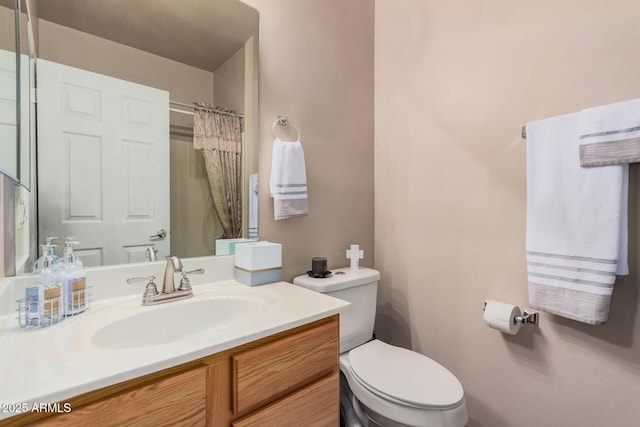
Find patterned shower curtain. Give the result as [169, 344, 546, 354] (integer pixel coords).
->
[193, 104, 243, 239]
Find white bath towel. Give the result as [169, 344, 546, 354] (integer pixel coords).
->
[526, 113, 628, 325]
[579, 98, 640, 166]
[269, 138, 308, 221]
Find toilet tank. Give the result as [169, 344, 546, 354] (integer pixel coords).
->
[293, 267, 380, 353]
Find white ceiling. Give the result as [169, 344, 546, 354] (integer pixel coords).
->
[36, 0, 258, 72]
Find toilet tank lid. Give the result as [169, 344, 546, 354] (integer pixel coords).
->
[293, 267, 380, 292]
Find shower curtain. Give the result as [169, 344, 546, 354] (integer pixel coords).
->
[193, 104, 243, 239]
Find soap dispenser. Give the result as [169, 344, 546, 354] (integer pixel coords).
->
[60, 239, 87, 315]
[25, 242, 59, 326]
[62, 237, 84, 268]
[39, 243, 64, 322]
[33, 237, 61, 273]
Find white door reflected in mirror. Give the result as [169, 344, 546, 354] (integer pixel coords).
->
[37, 59, 170, 266]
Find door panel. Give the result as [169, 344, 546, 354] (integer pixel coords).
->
[38, 59, 170, 267]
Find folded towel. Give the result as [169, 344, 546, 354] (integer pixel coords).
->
[526, 113, 628, 325]
[269, 138, 308, 221]
[579, 98, 640, 166]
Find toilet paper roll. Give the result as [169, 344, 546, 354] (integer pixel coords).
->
[483, 300, 523, 335]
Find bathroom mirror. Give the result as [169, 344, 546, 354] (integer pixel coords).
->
[20, 0, 259, 272]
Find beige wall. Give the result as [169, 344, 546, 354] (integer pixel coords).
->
[38, 21, 215, 103]
[0, 4, 14, 51]
[214, 46, 245, 113]
[376, 1, 640, 426]
[242, 0, 375, 281]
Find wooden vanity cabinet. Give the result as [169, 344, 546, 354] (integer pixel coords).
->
[2, 315, 339, 427]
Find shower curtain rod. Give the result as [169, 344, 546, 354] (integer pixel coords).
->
[169, 100, 244, 118]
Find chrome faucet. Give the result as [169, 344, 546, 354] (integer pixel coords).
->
[126, 256, 204, 306]
[162, 256, 183, 294]
[145, 247, 158, 262]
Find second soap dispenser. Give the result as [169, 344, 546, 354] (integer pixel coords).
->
[59, 239, 87, 315]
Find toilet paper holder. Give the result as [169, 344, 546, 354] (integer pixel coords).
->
[483, 301, 539, 326]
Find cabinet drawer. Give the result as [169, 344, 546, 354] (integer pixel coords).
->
[232, 372, 339, 427]
[40, 366, 207, 427]
[232, 317, 338, 414]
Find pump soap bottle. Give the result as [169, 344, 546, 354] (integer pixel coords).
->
[33, 237, 61, 273]
[40, 243, 64, 323]
[60, 239, 87, 315]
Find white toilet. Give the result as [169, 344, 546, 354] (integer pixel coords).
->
[294, 267, 468, 427]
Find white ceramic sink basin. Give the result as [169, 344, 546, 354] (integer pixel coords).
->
[92, 294, 268, 349]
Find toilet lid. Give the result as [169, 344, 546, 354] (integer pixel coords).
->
[348, 340, 464, 410]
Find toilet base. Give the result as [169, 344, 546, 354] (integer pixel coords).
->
[341, 371, 438, 427]
[341, 372, 367, 427]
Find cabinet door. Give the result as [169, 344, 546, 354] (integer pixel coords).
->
[232, 373, 339, 427]
[232, 318, 338, 414]
[40, 367, 207, 427]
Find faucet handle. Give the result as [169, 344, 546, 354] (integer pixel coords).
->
[142, 281, 159, 303]
[183, 268, 205, 275]
[178, 268, 205, 291]
[127, 276, 160, 304]
[126, 275, 156, 285]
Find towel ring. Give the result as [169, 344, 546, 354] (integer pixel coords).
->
[272, 115, 300, 141]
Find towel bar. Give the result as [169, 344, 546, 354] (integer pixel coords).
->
[272, 115, 301, 141]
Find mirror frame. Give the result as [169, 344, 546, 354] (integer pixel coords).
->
[2, 0, 37, 277]
[0, 0, 21, 184]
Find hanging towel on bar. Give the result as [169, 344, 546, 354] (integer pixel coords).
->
[526, 113, 628, 325]
[579, 98, 640, 166]
[269, 137, 308, 221]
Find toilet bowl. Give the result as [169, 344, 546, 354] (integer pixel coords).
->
[294, 267, 468, 427]
[341, 340, 467, 426]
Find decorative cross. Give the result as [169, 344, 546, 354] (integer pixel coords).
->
[346, 244, 364, 270]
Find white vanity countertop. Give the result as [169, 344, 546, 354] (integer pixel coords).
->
[0, 277, 349, 420]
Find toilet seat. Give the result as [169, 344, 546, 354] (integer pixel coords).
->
[348, 340, 465, 410]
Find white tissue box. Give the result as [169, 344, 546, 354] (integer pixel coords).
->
[215, 238, 255, 256]
[235, 241, 282, 271]
[235, 267, 282, 287]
